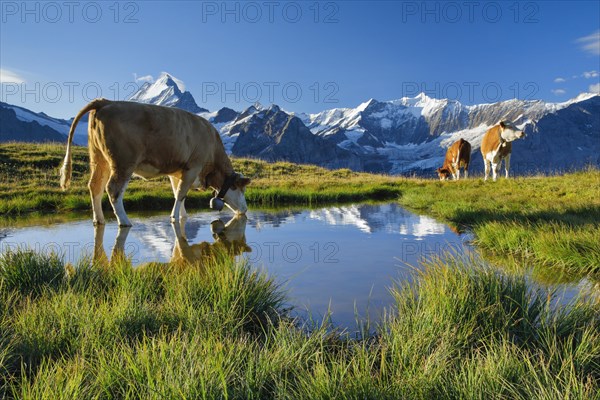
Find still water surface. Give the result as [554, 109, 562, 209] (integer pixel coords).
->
[0, 203, 592, 330]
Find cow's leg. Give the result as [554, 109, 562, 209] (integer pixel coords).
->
[88, 149, 109, 225]
[106, 168, 133, 227]
[453, 159, 460, 180]
[483, 158, 490, 181]
[171, 170, 198, 222]
[169, 176, 187, 219]
[504, 154, 511, 179]
[464, 165, 469, 179]
[491, 162, 500, 182]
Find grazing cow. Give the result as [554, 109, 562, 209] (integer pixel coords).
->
[437, 138, 471, 180]
[60, 99, 250, 226]
[480, 121, 526, 181]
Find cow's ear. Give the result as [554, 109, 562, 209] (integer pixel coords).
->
[236, 176, 251, 189]
[499, 121, 506, 129]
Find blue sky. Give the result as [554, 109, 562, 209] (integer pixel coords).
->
[1, 0, 599, 118]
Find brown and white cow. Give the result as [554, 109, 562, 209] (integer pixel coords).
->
[480, 121, 526, 181]
[437, 138, 471, 180]
[60, 99, 250, 227]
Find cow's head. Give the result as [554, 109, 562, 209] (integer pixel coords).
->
[499, 121, 526, 142]
[437, 167, 452, 181]
[222, 173, 250, 214]
[208, 171, 251, 214]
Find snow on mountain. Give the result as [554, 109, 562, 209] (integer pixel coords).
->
[128, 72, 207, 114]
[0, 101, 87, 144]
[3, 78, 598, 176]
[290, 93, 599, 174]
[209, 92, 598, 175]
[226, 103, 361, 169]
[5, 103, 71, 134]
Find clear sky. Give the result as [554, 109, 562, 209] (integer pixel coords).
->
[1, 0, 599, 118]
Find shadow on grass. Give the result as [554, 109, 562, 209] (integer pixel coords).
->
[449, 205, 600, 231]
[447, 206, 600, 233]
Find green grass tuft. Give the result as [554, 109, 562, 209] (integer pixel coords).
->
[0, 250, 65, 296]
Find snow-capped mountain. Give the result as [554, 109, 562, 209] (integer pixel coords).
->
[3, 69, 598, 176]
[292, 93, 599, 174]
[199, 92, 597, 175]
[224, 103, 364, 170]
[128, 72, 207, 114]
[302, 93, 591, 147]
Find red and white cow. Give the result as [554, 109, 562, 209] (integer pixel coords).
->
[437, 138, 471, 180]
[481, 121, 526, 181]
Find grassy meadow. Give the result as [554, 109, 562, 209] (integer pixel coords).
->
[0, 142, 404, 216]
[396, 169, 600, 276]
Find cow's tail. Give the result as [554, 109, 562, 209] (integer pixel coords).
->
[60, 98, 111, 189]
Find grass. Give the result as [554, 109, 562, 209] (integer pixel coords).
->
[0, 142, 405, 216]
[0, 250, 598, 399]
[395, 169, 600, 274]
[1, 141, 599, 274]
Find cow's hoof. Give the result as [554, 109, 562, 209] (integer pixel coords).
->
[118, 221, 133, 227]
[93, 220, 105, 225]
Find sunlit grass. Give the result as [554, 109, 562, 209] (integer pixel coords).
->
[396, 168, 600, 274]
[1, 250, 598, 399]
[0, 142, 406, 215]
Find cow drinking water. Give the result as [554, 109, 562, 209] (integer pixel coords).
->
[480, 121, 526, 181]
[60, 99, 250, 226]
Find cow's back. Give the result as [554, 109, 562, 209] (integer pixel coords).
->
[90, 101, 219, 174]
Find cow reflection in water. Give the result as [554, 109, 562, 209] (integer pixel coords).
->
[92, 214, 250, 265]
[171, 215, 250, 264]
[93, 224, 132, 263]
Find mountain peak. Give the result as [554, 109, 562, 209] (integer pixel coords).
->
[128, 72, 206, 114]
[415, 92, 431, 101]
[267, 104, 281, 112]
[356, 98, 378, 112]
[155, 72, 185, 92]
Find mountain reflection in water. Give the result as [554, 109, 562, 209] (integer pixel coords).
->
[2, 203, 593, 329]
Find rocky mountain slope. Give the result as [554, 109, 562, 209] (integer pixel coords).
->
[0, 102, 86, 144]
